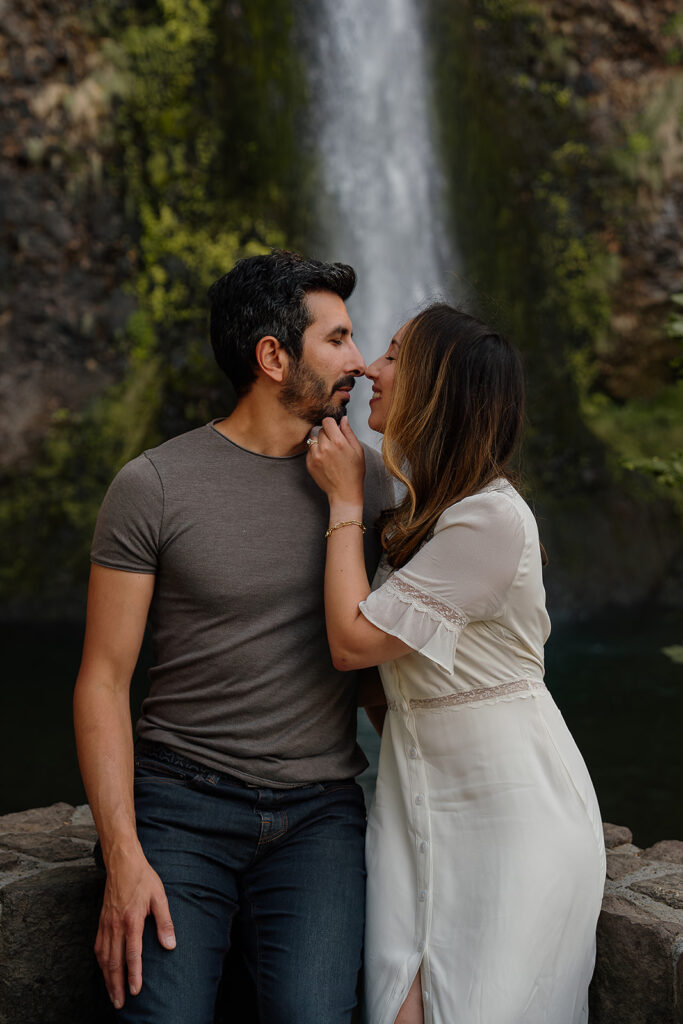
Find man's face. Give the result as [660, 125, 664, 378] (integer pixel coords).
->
[279, 290, 366, 425]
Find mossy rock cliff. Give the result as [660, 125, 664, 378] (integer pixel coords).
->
[0, 0, 680, 616]
[429, 0, 682, 611]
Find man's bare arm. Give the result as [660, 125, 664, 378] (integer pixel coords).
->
[73, 565, 175, 1010]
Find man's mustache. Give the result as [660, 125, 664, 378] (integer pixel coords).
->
[330, 376, 357, 395]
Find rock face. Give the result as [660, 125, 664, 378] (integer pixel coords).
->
[536, 0, 683, 400]
[1, 0, 681, 619]
[0, 802, 107, 1024]
[590, 825, 683, 1023]
[0, 0, 133, 469]
[429, 0, 683, 615]
[2, 807, 683, 1023]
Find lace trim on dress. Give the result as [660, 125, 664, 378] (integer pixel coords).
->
[387, 677, 547, 711]
[387, 575, 468, 632]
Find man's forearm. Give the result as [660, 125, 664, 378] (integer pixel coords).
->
[74, 565, 173, 1009]
[73, 672, 141, 863]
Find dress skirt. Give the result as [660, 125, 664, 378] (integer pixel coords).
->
[364, 683, 606, 1024]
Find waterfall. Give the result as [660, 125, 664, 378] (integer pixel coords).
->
[303, 0, 459, 442]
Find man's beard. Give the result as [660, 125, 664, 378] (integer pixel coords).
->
[279, 359, 355, 425]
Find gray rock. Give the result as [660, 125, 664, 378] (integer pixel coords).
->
[70, 804, 95, 829]
[0, 863, 106, 1024]
[602, 822, 633, 848]
[605, 849, 647, 881]
[590, 892, 683, 1023]
[609, 842, 642, 856]
[59, 824, 98, 842]
[642, 840, 683, 865]
[630, 872, 683, 912]
[0, 833, 93, 862]
[0, 803, 74, 835]
[0, 850, 21, 873]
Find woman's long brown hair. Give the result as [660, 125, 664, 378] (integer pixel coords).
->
[380, 304, 526, 568]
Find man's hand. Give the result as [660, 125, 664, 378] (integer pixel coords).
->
[95, 848, 176, 1009]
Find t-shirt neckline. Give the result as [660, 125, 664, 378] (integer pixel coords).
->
[208, 419, 307, 462]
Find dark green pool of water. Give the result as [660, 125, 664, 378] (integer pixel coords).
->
[2, 609, 681, 847]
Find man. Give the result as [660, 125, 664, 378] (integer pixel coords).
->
[74, 251, 390, 1023]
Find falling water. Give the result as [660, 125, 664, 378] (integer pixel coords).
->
[303, 0, 459, 442]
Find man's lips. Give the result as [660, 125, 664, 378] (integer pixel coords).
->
[333, 378, 356, 398]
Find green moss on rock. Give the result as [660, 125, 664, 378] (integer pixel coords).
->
[0, 0, 307, 607]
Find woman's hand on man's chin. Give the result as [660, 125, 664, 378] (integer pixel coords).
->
[306, 416, 366, 507]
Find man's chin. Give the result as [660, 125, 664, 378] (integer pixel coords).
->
[326, 404, 346, 425]
[306, 402, 346, 426]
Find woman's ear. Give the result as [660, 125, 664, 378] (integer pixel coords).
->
[254, 335, 290, 384]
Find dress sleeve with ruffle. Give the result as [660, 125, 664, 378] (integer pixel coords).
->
[360, 573, 467, 673]
[359, 489, 526, 673]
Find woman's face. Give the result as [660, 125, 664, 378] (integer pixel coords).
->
[366, 321, 408, 433]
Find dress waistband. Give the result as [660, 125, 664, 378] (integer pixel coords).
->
[387, 677, 547, 712]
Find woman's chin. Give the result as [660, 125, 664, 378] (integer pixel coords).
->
[367, 409, 385, 434]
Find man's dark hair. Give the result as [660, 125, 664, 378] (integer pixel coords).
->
[208, 250, 356, 397]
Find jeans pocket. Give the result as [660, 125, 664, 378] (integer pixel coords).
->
[134, 757, 192, 785]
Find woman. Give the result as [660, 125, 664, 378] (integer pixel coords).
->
[306, 304, 605, 1024]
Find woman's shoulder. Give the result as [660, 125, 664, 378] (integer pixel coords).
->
[434, 479, 531, 537]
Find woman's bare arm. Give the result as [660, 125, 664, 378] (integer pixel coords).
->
[307, 417, 411, 671]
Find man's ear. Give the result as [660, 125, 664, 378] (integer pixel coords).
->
[254, 336, 290, 384]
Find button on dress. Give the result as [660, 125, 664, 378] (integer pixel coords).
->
[359, 481, 606, 1024]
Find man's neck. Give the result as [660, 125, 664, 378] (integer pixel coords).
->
[215, 392, 311, 457]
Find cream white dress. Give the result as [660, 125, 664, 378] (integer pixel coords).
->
[359, 480, 606, 1024]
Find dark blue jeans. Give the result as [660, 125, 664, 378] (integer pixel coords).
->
[116, 743, 366, 1024]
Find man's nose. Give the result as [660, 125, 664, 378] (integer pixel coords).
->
[346, 339, 366, 376]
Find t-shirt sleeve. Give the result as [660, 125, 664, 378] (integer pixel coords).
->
[90, 454, 163, 573]
[363, 444, 395, 511]
[359, 492, 525, 672]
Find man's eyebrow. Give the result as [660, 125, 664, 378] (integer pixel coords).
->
[326, 325, 353, 338]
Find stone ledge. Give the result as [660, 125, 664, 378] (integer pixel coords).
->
[590, 825, 683, 1023]
[0, 801, 97, 889]
[0, 803, 104, 1023]
[2, 809, 682, 1023]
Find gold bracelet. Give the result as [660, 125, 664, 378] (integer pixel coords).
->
[325, 520, 366, 539]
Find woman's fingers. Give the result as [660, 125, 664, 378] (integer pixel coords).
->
[306, 416, 365, 502]
[320, 416, 342, 444]
[340, 415, 363, 454]
[321, 415, 359, 451]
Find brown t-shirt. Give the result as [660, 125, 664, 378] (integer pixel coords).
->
[91, 420, 391, 787]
